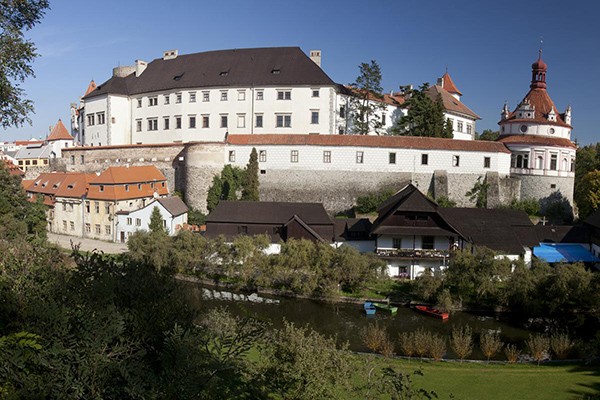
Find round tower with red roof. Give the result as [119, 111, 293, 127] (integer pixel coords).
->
[497, 51, 575, 207]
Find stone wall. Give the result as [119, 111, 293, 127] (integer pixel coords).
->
[518, 174, 574, 205]
[183, 142, 227, 212]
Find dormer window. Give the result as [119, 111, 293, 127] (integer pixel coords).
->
[125, 184, 129, 192]
[67, 184, 74, 189]
[99, 185, 104, 192]
[219, 71, 229, 76]
[520, 125, 528, 133]
[138, 183, 142, 190]
[271, 69, 280, 75]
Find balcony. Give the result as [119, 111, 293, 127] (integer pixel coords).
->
[376, 248, 450, 259]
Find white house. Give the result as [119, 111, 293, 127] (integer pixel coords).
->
[116, 196, 188, 241]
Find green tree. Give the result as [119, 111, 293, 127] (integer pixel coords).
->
[149, 205, 166, 234]
[349, 60, 387, 135]
[465, 176, 489, 208]
[392, 83, 453, 138]
[187, 208, 206, 225]
[206, 165, 246, 212]
[241, 147, 259, 201]
[0, 0, 49, 128]
[574, 170, 600, 219]
[476, 129, 500, 141]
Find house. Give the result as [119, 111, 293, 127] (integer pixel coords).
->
[205, 200, 335, 253]
[14, 142, 50, 170]
[46, 119, 74, 158]
[333, 218, 376, 253]
[116, 196, 188, 242]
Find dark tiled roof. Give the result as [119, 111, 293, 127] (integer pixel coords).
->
[227, 134, 511, 153]
[497, 134, 576, 148]
[85, 47, 336, 99]
[158, 196, 188, 217]
[584, 209, 600, 229]
[439, 208, 535, 254]
[207, 200, 333, 225]
[334, 218, 373, 241]
[533, 225, 589, 244]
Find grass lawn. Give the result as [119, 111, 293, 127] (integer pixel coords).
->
[342, 356, 600, 399]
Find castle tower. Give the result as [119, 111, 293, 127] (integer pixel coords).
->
[497, 51, 576, 206]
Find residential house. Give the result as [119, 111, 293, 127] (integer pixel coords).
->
[333, 218, 375, 253]
[14, 142, 50, 171]
[116, 196, 188, 242]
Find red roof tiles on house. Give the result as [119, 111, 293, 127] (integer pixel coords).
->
[226, 134, 511, 153]
[426, 85, 480, 119]
[2, 159, 24, 176]
[502, 88, 571, 128]
[440, 72, 462, 96]
[91, 165, 167, 185]
[47, 119, 73, 141]
[87, 165, 169, 201]
[496, 135, 576, 148]
[84, 80, 97, 96]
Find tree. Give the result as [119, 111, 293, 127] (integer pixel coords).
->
[348, 60, 387, 135]
[480, 331, 503, 362]
[149, 206, 166, 234]
[450, 325, 473, 362]
[241, 147, 259, 201]
[574, 170, 600, 220]
[206, 165, 245, 212]
[476, 129, 500, 141]
[392, 83, 453, 138]
[0, 0, 49, 128]
[465, 176, 489, 208]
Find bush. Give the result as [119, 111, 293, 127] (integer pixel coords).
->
[426, 332, 446, 361]
[451, 325, 473, 362]
[480, 331, 503, 362]
[355, 188, 396, 214]
[398, 332, 415, 359]
[361, 324, 393, 357]
[550, 332, 574, 360]
[413, 328, 429, 360]
[526, 334, 550, 365]
[504, 344, 520, 363]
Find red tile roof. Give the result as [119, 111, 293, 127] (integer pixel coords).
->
[84, 80, 97, 96]
[440, 72, 462, 96]
[15, 140, 43, 146]
[227, 134, 511, 153]
[25, 172, 95, 198]
[47, 119, 73, 141]
[502, 88, 571, 129]
[426, 85, 480, 119]
[343, 85, 405, 107]
[497, 135, 576, 149]
[2, 159, 24, 176]
[87, 165, 169, 201]
[91, 165, 166, 185]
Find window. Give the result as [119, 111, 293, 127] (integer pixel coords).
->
[467, 124, 473, 135]
[237, 114, 245, 128]
[259, 150, 267, 162]
[175, 92, 182, 103]
[238, 90, 246, 101]
[137, 98, 142, 108]
[382, 113, 386, 125]
[256, 91, 263, 100]
[520, 125, 528, 133]
[148, 96, 158, 106]
[135, 218, 141, 227]
[339, 105, 346, 118]
[277, 90, 291, 100]
[95, 224, 101, 234]
[189, 92, 196, 103]
[238, 225, 248, 234]
[125, 184, 129, 192]
[127, 217, 132, 225]
[392, 238, 402, 249]
[62, 220, 67, 230]
[422, 236, 434, 250]
[94, 201, 100, 213]
[136, 119, 142, 132]
[164, 94, 170, 105]
[536, 156, 544, 169]
[147, 118, 158, 131]
[163, 117, 170, 130]
[356, 151, 364, 164]
[105, 225, 111, 235]
[484, 157, 491, 168]
[202, 91, 210, 102]
[85, 223, 91, 233]
[323, 150, 331, 163]
[87, 114, 95, 126]
[105, 203, 110, 214]
[453, 155, 460, 167]
[421, 154, 428, 165]
[276, 114, 291, 128]
[514, 154, 529, 169]
[389, 152, 396, 164]
[85, 201, 90, 213]
[97, 112, 105, 125]
[551, 184, 556, 189]
[175, 116, 182, 129]
[550, 154, 558, 170]
[99, 185, 104, 192]
[220, 91, 228, 101]
[311, 111, 319, 124]
[220, 115, 228, 128]
[202, 115, 209, 128]
[312, 89, 319, 97]
[255, 114, 263, 128]
[291, 150, 299, 163]
[137, 183, 142, 190]
[457, 121, 463, 132]
[189, 115, 196, 129]
[229, 150, 235, 162]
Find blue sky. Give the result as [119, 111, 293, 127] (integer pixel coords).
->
[6, 0, 599, 144]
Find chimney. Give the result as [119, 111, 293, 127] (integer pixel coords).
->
[163, 49, 178, 60]
[112, 65, 136, 78]
[135, 60, 148, 77]
[437, 77, 444, 86]
[309, 50, 321, 67]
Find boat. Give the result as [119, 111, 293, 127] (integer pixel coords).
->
[415, 305, 449, 320]
[373, 302, 398, 315]
[363, 301, 376, 315]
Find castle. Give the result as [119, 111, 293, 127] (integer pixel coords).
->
[59, 47, 573, 213]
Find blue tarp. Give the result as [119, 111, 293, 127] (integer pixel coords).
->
[533, 243, 600, 263]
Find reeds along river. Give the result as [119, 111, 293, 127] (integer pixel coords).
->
[183, 282, 539, 361]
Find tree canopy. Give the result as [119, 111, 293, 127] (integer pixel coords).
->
[241, 147, 259, 201]
[0, 0, 49, 128]
[348, 60, 387, 135]
[391, 83, 453, 138]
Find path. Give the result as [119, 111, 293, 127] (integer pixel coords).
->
[47, 233, 128, 254]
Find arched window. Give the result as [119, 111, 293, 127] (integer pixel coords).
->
[536, 156, 544, 170]
[562, 158, 568, 171]
[516, 155, 523, 168]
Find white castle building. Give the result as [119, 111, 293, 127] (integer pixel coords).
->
[62, 48, 574, 213]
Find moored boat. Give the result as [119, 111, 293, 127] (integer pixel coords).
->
[373, 302, 398, 315]
[415, 305, 449, 320]
[363, 301, 376, 315]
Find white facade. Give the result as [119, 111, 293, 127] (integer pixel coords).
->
[115, 199, 187, 242]
[445, 112, 476, 141]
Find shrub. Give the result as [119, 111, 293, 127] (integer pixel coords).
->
[413, 329, 429, 360]
[480, 331, 503, 362]
[361, 324, 393, 357]
[398, 332, 415, 359]
[504, 344, 520, 363]
[355, 188, 396, 214]
[526, 334, 550, 365]
[426, 332, 446, 361]
[550, 332, 574, 360]
[451, 325, 473, 362]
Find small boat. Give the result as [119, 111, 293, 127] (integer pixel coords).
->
[415, 305, 449, 320]
[363, 302, 376, 315]
[373, 302, 398, 315]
